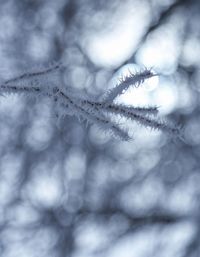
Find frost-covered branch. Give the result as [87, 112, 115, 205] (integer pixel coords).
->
[0, 63, 181, 140]
[102, 68, 157, 103]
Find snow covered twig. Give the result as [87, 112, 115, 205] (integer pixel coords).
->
[0, 63, 182, 140]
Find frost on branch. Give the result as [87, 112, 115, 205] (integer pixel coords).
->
[0, 63, 182, 140]
[101, 68, 157, 104]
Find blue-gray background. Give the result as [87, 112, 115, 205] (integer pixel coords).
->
[0, 0, 199, 256]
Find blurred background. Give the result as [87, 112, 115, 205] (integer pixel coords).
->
[0, 0, 199, 256]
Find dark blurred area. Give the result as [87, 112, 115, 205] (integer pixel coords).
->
[0, 0, 200, 256]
